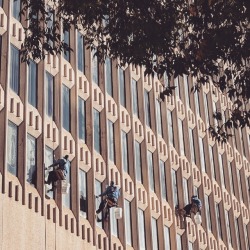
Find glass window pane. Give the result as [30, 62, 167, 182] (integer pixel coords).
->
[10, 45, 20, 94]
[62, 84, 70, 131]
[119, 67, 126, 107]
[124, 200, 132, 245]
[26, 134, 37, 186]
[189, 128, 196, 164]
[199, 137, 206, 172]
[132, 79, 139, 117]
[122, 131, 129, 173]
[110, 206, 118, 236]
[7, 121, 18, 176]
[28, 60, 37, 107]
[77, 32, 85, 72]
[194, 90, 200, 116]
[218, 153, 225, 187]
[171, 169, 178, 206]
[215, 203, 222, 239]
[138, 209, 146, 250]
[178, 119, 185, 155]
[105, 58, 113, 96]
[235, 218, 241, 250]
[147, 151, 155, 191]
[44, 146, 54, 198]
[95, 180, 102, 227]
[78, 97, 86, 141]
[225, 210, 232, 244]
[92, 49, 99, 85]
[160, 160, 167, 200]
[156, 100, 163, 136]
[144, 90, 151, 127]
[93, 109, 101, 153]
[183, 178, 189, 205]
[63, 161, 71, 208]
[12, 0, 21, 20]
[79, 169, 87, 218]
[108, 120, 115, 163]
[209, 146, 215, 179]
[183, 75, 190, 107]
[151, 218, 159, 250]
[205, 195, 212, 231]
[176, 234, 182, 250]
[134, 141, 142, 182]
[164, 226, 171, 250]
[45, 72, 54, 118]
[63, 29, 70, 61]
[167, 110, 174, 146]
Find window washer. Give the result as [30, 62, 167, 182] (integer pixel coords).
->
[96, 181, 120, 222]
[45, 155, 70, 192]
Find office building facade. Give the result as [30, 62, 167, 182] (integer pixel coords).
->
[0, 1, 250, 249]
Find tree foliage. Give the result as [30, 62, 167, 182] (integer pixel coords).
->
[21, 0, 250, 141]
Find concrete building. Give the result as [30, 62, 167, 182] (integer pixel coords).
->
[0, 0, 250, 249]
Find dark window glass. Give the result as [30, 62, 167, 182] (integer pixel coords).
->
[204, 195, 212, 231]
[122, 131, 129, 173]
[167, 110, 174, 146]
[132, 79, 139, 117]
[215, 203, 222, 239]
[28, 60, 37, 107]
[92, 49, 99, 85]
[62, 84, 70, 131]
[105, 58, 113, 96]
[199, 137, 206, 172]
[77, 32, 85, 73]
[147, 151, 155, 191]
[93, 109, 101, 153]
[160, 160, 167, 200]
[45, 72, 54, 118]
[78, 97, 86, 141]
[46, 8, 54, 47]
[134, 141, 142, 182]
[26, 134, 37, 186]
[156, 100, 163, 136]
[63, 28, 70, 61]
[79, 169, 87, 218]
[108, 120, 115, 163]
[119, 67, 126, 107]
[12, 0, 21, 21]
[171, 169, 178, 206]
[10, 45, 20, 94]
[144, 90, 151, 127]
[189, 128, 196, 164]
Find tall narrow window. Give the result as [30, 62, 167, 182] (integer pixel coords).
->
[62, 84, 70, 131]
[215, 203, 222, 239]
[209, 146, 216, 179]
[105, 58, 113, 96]
[188, 242, 193, 250]
[79, 169, 87, 218]
[174, 77, 180, 98]
[203, 93, 210, 125]
[121, 131, 129, 173]
[194, 90, 200, 116]
[134, 141, 142, 182]
[45, 146, 54, 198]
[244, 224, 249, 250]
[176, 234, 182, 250]
[91, 49, 99, 85]
[26, 134, 37, 186]
[7, 121, 18, 176]
[183, 75, 190, 107]
[93, 109, 101, 153]
[178, 119, 185, 155]
[171, 169, 179, 206]
[63, 28, 70, 61]
[212, 101, 217, 127]
[218, 153, 225, 187]
[77, 31, 85, 73]
[124, 200, 132, 246]
[119, 67, 126, 107]
[63, 162, 71, 208]
[235, 218, 241, 250]
[138, 209, 146, 250]
[78, 97, 86, 141]
[95, 180, 102, 227]
[28, 60, 37, 107]
[183, 178, 189, 205]
[10, 45, 20, 94]
[204, 195, 212, 231]
[167, 110, 174, 146]
[160, 160, 167, 200]
[144, 90, 151, 127]
[225, 210, 232, 245]
[132, 79, 139, 117]
[237, 169, 243, 201]
[108, 120, 115, 163]
[199, 137, 206, 172]
[147, 151, 155, 191]
[12, 0, 21, 20]
[45, 72, 54, 118]
[151, 218, 159, 250]
[46, 8, 54, 47]
[164, 226, 171, 249]
[156, 100, 163, 136]
[0, 0, 3, 7]
[188, 128, 196, 164]
[228, 161, 235, 194]
[110, 206, 118, 237]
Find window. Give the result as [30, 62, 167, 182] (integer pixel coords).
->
[28, 60, 37, 107]
[203, 93, 210, 125]
[199, 137, 206, 172]
[225, 210, 232, 245]
[144, 90, 151, 127]
[63, 28, 70, 61]
[108, 120, 115, 163]
[62, 84, 70, 131]
[110, 206, 118, 237]
[46, 8, 54, 47]
[91, 49, 99, 85]
[188, 128, 196, 164]
[188, 242, 193, 250]
[124, 200, 132, 246]
[156, 100, 163, 136]
[63, 161, 71, 208]
[121, 131, 129, 173]
[178, 119, 185, 155]
[10, 44, 20, 94]
[138, 209, 146, 250]
[218, 153, 225, 187]
[176, 234, 182, 250]
[26, 134, 37, 186]
[215, 203, 222, 239]
[0, 0, 2, 7]
[119, 67, 126, 107]
[77, 32, 85, 73]
[204, 195, 212, 231]
[194, 90, 200, 116]
[7, 121, 18, 176]
[167, 110, 174, 146]
[95, 180, 102, 227]
[209, 146, 216, 179]
[93, 109, 101, 153]
[160, 160, 167, 200]
[12, 0, 21, 20]
[147, 151, 155, 191]
[174, 77, 180, 98]
[183, 75, 190, 107]
[44, 146, 54, 198]
[45, 72, 54, 118]
[212, 101, 217, 127]
[235, 218, 241, 250]
[237, 169, 243, 201]
[134, 141, 142, 182]
[164, 226, 171, 249]
[228, 161, 235, 194]
[244, 224, 249, 250]
[105, 58, 113, 96]
[151, 218, 159, 250]
[78, 97, 86, 141]
[132, 79, 139, 117]
[171, 169, 179, 206]
[79, 169, 87, 218]
[183, 178, 189, 205]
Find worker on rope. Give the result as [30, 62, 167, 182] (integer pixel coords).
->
[175, 195, 202, 228]
[45, 155, 70, 192]
[96, 181, 120, 222]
